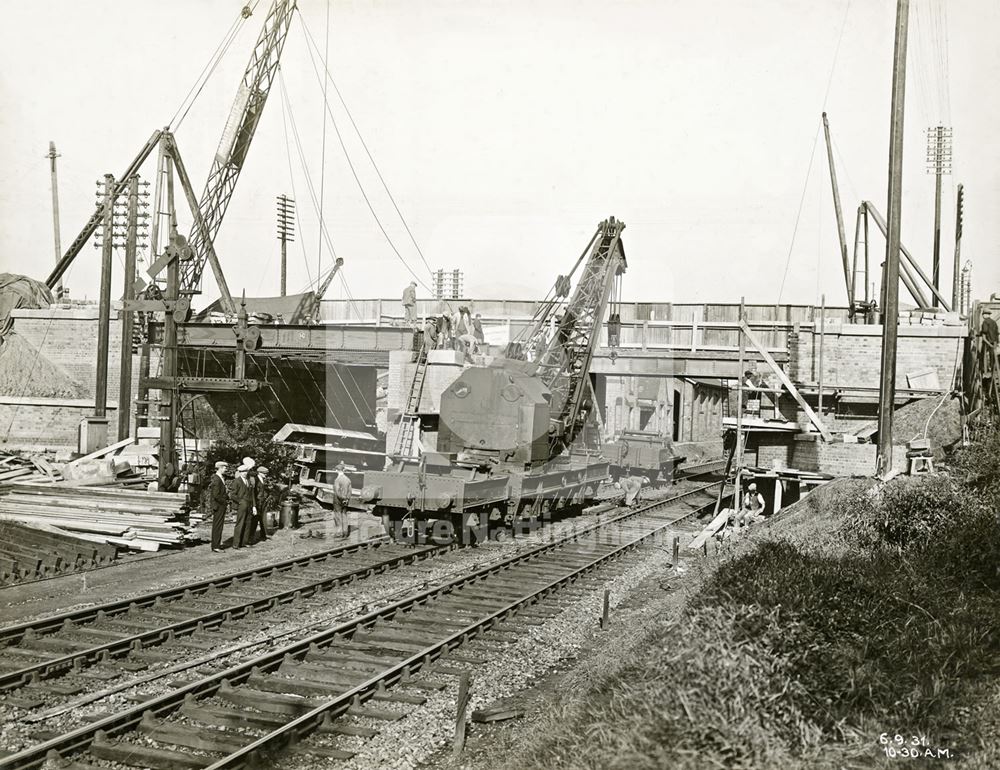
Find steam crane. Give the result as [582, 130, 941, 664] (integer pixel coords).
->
[152, 0, 297, 313]
[532, 218, 626, 456]
[362, 217, 627, 543]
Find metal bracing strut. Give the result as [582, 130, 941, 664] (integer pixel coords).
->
[864, 201, 951, 311]
[45, 130, 163, 290]
[172, 0, 297, 311]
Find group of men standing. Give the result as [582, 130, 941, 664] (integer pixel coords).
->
[402, 281, 486, 353]
[207, 457, 274, 553]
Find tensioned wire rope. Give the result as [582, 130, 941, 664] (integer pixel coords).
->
[296, 13, 434, 294]
[298, 14, 435, 279]
[277, 70, 364, 320]
[776, 0, 852, 304]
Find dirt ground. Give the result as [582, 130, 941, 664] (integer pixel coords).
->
[418, 480, 884, 770]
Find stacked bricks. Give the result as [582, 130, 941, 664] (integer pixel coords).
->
[755, 436, 908, 477]
[791, 321, 965, 390]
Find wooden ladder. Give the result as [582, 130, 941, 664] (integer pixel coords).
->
[394, 348, 429, 457]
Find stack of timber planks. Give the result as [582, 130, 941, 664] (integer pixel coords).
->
[0, 483, 193, 552]
[0, 520, 119, 585]
[0, 453, 62, 485]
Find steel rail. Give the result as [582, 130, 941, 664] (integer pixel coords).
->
[0, 541, 447, 692]
[2, 482, 724, 770]
[208, 489, 723, 768]
[0, 536, 396, 646]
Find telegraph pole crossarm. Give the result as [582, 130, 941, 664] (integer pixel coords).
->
[45, 130, 162, 290]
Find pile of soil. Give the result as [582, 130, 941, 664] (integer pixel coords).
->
[0, 333, 85, 398]
[856, 394, 962, 452]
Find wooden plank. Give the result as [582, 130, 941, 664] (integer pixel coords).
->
[739, 320, 832, 442]
[688, 508, 733, 550]
[73, 437, 134, 462]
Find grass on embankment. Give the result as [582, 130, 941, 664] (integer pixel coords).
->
[493, 423, 1000, 770]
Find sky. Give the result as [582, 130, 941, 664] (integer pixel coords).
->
[0, 0, 997, 312]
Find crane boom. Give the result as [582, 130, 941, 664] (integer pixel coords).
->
[533, 217, 626, 455]
[176, 0, 297, 311]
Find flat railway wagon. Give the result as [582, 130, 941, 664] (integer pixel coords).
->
[603, 430, 686, 485]
[362, 365, 610, 542]
[364, 216, 628, 544]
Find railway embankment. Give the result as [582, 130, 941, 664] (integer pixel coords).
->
[439, 423, 1000, 770]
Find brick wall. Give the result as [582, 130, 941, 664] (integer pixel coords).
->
[791, 322, 965, 390]
[10, 308, 142, 407]
[0, 399, 124, 453]
[755, 435, 908, 476]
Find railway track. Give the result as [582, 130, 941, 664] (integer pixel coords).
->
[1, 481, 727, 770]
[0, 537, 449, 698]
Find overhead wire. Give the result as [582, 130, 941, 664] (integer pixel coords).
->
[278, 71, 362, 318]
[168, 2, 256, 130]
[776, 0, 851, 304]
[316, 0, 332, 287]
[298, 17, 435, 278]
[278, 74, 314, 290]
[296, 13, 434, 293]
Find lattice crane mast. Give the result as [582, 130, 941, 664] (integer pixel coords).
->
[532, 217, 626, 457]
[171, 0, 297, 312]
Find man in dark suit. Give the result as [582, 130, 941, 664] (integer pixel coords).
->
[230, 460, 255, 549]
[246, 466, 270, 544]
[208, 461, 230, 552]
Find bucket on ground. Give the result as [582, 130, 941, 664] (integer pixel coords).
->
[279, 499, 300, 529]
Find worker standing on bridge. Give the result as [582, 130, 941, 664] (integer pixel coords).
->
[402, 281, 417, 327]
[208, 461, 229, 553]
[332, 462, 352, 538]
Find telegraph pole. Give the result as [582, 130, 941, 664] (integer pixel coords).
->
[876, 0, 910, 477]
[276, 195, 295, 296]
[926, 125, 952, 307]
[118, 176, 148, 441]
[95, 174, 115, 420]
[46, 142, 65, 300]
[952, 184, 963, 311]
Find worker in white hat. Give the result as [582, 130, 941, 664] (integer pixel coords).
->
[230, 459, 256, 549]
[208, 461, 230, 552]
[245, 465, 270, 545]
[739, 481, 765, 525]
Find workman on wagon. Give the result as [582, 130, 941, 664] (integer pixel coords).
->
[422, 316, 439, 352]
[472, 313, 485, 349]
[981, 309, 999, 377]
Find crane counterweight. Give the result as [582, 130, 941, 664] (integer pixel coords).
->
[363, 217, 628, 543]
